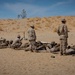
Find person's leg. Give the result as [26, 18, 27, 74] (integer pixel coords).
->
[60, 40, 63, 55]
[31, 40, 36, 52]
[29, 40, 33, 52]
[63, 39, 67, 54]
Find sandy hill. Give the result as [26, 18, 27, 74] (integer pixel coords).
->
[0, 16, 75, 33]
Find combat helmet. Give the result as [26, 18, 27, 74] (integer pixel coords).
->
[17, 35, 21, 38]
[30, 25, 34, 28]
[61, 18, 66, 22]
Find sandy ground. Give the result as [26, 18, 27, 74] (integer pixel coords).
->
[0, 16, 75, 75]
[0, 49, 75, 75]
[0, 31, 75, 75]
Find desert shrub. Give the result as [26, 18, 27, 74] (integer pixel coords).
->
[45, 24, 50, 27]
[11, 22, 15, 24]
[42, 20, 45, 23]
[27, 24, 30, 28]
[35, 27, 38, 30]
[12, 27, 16, 30]
[0, 27, 3, 31]
[36, 22, 40, 24]
[53, 28, 57, 32]
[35, 24, 41, 30]
[73, 24, 75, 27]
[16, 27, 20, 29]
[0, 23, 3, 25]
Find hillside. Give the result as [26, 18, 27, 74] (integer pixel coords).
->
[0, 16, 75, 33]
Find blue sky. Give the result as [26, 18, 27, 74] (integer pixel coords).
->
[0, 0, 75, 19]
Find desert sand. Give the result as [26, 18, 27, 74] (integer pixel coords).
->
[0, 16, 75, 75]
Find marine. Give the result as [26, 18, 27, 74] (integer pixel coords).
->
[11, 35, 23, 49]
[57, 19, 68, 55]
[27, 25, 36, 52]
[0, 37, 9, 48]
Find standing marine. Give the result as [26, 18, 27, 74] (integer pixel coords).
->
[57, 19, 68, 55]
[27, 25, 36, 52]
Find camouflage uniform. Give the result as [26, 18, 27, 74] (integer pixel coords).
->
[12, 35, 23, 49]
[0, 37, 5, 44]
[28, 25, 36, 52]
[0, 38, 9, 48]
[57, 19, 68, 55]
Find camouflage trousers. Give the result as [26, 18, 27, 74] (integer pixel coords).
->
[60, 38, 67, 55]
[29, 40, 36, 52]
